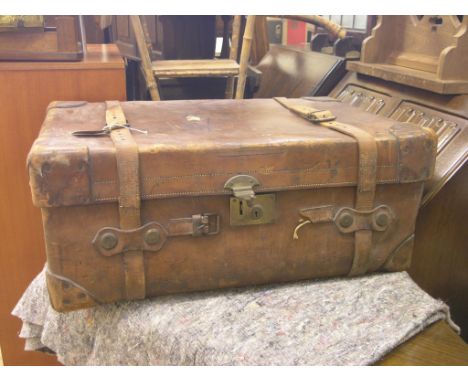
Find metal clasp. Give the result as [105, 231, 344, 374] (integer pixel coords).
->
[224, 175, 260, 206]
[224, 175, 275, 226]
[72, 123, 147, 137]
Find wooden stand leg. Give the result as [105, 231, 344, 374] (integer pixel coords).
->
[225, 15, 241, 99]
[235, 16, 256, 100]
[130, 15, 161, 101]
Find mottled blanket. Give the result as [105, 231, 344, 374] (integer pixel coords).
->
[12, 269, 457, 365]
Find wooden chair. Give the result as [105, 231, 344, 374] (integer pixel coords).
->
[130, 15, 256, 100]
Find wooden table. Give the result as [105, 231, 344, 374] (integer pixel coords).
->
[379, 321, 468, 365]
[0, 44, 126, 366]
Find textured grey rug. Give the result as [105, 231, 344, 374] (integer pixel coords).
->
[12, 269, 457, 365]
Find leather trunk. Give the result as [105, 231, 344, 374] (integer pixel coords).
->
[27, 98, 437, 312]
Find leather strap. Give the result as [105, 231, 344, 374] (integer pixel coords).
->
[321, 120, 377, 276]
[274, 98, 377, 276]
[106, 101, 146, 300]
[93, 214, 220, 257]
[168, 214, 220, 237]
[274, 96, 336, 122]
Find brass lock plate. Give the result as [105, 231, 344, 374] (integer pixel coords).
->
[229, 194, 276, 226]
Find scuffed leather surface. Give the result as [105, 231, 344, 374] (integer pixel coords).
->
[27, 98, 436, 310]
[28, 98, 436, 207]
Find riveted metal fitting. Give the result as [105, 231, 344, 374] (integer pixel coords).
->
[144, 228, 160, 245]
[375, 212, 389, 228]
[100, 232, 118, 250]
[338, 212, 354, 228]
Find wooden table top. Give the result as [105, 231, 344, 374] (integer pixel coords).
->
[378, 321, 468, 365]
[0, 44, 125, 71]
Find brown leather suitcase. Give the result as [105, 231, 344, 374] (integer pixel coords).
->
[27, 97, 437, 312]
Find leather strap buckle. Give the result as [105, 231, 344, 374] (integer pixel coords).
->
[305, 109, 336, 123]
[193, 213, 220, 236]
[273, 97, 336, 123]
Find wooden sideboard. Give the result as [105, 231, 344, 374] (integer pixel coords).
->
[0, 44, 126, 365]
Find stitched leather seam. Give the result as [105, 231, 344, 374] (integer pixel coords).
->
[92, 178, 399, 202]
[93, 164, 397, 184]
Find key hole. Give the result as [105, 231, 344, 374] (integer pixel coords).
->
[239, 200, 244, 216]
[251, 206, 263, 220]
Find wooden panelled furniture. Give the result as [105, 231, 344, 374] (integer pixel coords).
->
[0, 16, 84, 61]
[329, 15, 468, 341]
[0, 44, 126, 365]
[113, 15, 217, 62]
[347, 15, 468, 94]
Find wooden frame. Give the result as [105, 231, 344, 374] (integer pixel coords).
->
[348, 16, 468, 94]
[130, 15, 256, 100]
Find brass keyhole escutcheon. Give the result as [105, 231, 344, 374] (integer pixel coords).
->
[229, 194, 276, 226]
[251, 205, 264, 220]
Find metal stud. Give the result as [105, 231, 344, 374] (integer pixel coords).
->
[100, 232, 118, 250]
[375, 212, 389, 228]
[338, 212, 354, 228]
[144, 228, 160, 245]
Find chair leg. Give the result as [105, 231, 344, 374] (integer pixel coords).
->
[235, 15, 256, 100]
[130, 15, 161, 101]
[225, 15, 241, 99]
[140, 16, 155, 61]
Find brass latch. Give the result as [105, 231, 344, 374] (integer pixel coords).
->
[224, 174, 260, 206]
[224, 175, 275, 226]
